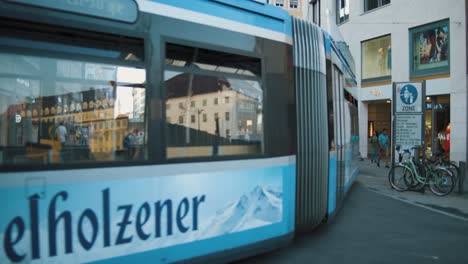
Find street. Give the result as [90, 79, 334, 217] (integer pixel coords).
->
[235, 161, 468, 264]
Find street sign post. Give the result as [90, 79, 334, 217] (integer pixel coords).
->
[392, 81, 426, 168]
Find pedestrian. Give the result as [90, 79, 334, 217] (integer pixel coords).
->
[369, 131, 379, 163]
[377, 128, 389, 168]
[55, 121, 67, 162]
[123, 129, 135, 159]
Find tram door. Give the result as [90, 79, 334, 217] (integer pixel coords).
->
[332, 66, 346, 208]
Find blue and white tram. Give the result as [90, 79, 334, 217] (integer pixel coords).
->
[0, 0, 359, 263]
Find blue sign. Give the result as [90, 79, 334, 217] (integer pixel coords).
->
[7, 0, 138, 23]
[395, 82, 423, 113]
[399, 84, 418, 105]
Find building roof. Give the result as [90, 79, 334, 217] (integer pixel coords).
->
[166, 73, 230, 99]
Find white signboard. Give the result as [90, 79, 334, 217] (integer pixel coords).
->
[395, 114, 422, 146]
[395, 82, 423, 113]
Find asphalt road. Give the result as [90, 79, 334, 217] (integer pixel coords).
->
[234, 182, 468, 264]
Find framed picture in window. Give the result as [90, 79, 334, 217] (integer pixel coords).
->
[409, 19, 450, 77]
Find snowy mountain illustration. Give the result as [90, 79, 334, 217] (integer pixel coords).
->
[195, 185, 283, 240]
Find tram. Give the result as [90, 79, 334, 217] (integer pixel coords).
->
[0, 0, 359, 263]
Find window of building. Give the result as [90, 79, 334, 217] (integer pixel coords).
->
[165, 43, 263, 159]
[226, 129, 230, 138]
[309, 0, 321, 25]
[178, 116, 184, 124]
[364, 0, 390, 12]
[225, 96, 230, 104]
[409, 19, 450, 78]
[290, 0, 298, 8]
[190, 100, 195, 107]
[275, 0, 284, 7]
[336, 0, 349, 24]
[425, 95, 451, 158]
[178, 102, 184, 109]
[361, 34, 392, 84]
[225, 112, 230, 121]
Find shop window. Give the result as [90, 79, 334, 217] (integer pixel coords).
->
[361, 34, 391, 84]
[425, 95, 451, 158]
[409, 19, 450, 78]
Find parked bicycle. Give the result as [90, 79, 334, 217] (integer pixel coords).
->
[389, 147, 455, 196]
[426, 151, 459, 187]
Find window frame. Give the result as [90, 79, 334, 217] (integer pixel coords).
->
[361, 34, 392, 84]
[0, 19, 149, 171]
[275, 0, 284, 7]
[336, 0, 349, 25]
[409, 18, 450, 78]
[290, 0, 299, 9]
[364, 0, 391, 13]
[162, 39, 265, 161]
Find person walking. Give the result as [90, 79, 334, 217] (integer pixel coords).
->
[369, 131, 379, 163]
[377, 128, 389, 168]
[56, 121, 67, 162]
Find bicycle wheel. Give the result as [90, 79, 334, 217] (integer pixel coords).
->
[429, 167, 455, 196]
[388, 165, 412, 191]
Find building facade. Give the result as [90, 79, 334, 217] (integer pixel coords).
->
[318, 0, 467, 163]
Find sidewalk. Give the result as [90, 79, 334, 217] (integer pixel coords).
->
[357, 158, 468, 220]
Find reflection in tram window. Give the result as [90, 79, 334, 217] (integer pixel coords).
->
[0, 33, 146, 165]
[164, 43, 263, 158]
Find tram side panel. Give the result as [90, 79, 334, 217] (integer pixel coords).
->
[292, 18, 329, 232]
[0, 1, 297, 263]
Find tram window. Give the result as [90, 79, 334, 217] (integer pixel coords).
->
[165, 43, 263, 159]
[0, 24, 146, 167]
[165, 43, 261, 77]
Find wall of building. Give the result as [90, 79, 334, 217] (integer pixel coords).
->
[321, 0, 467, 162]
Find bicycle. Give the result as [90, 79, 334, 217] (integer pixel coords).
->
[389, 148, 455, 196]
[427, 151, 459, 188]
